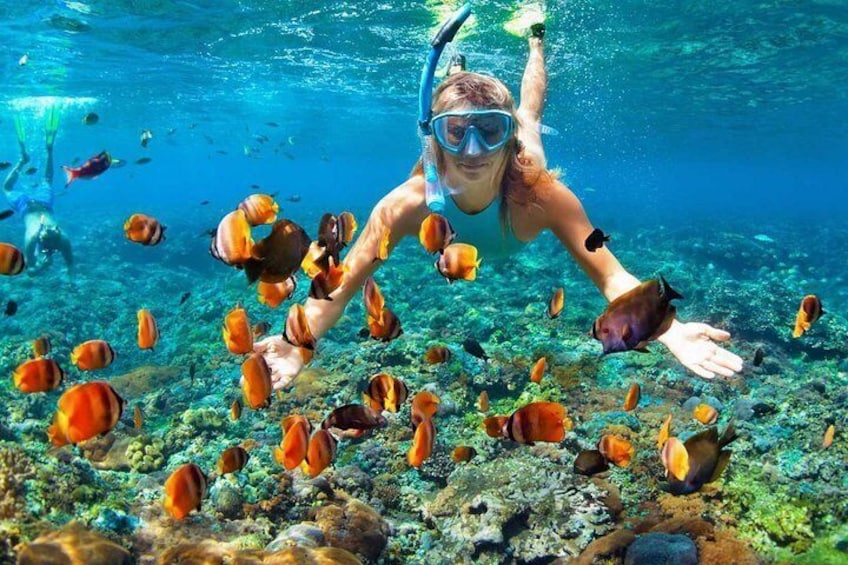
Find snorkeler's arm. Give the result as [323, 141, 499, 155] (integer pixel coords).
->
[543, 180, 641, 302]
[301, 176, 430, 339]
[45, 144, 54, 187]
[3, 149, 30, 194]
[516, 35, 547, 169]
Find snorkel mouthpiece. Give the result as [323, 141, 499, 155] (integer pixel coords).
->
[418, 3, 472, 211]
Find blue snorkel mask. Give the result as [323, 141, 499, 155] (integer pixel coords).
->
[418, 3, 472, 212]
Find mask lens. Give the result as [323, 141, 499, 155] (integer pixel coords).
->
[432, 111, 512, 154]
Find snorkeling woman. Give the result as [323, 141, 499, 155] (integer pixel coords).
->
[255, 22, 743, 389]
[2, 106, 73, 273]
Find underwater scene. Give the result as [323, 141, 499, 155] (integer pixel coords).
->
[1, 1, 847, 564]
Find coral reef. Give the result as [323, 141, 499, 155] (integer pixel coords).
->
[17, 522, 132, 565]
[126, 435, 166, 473]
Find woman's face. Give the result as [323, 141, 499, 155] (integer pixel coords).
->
[437, 106, 513, 192]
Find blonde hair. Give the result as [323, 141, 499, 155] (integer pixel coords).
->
[411, 72, 551, 230]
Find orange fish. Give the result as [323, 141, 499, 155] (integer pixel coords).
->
[410, 391, 441, 428]
[529, 357, 546, 384]
[301, 240, 330, 279]
[230, 399, 242, 421]
[47, 381, 124, 446]
[70, 339, 116, 371]
[322, 404, 387, 434]
[504, 402, 572, 445]
[223, 304, 253, 355]
[302, 429, 337, 478]
[368, 308, 403, 343]
[244, 219, 311, 284]
[598, 435, 635, 467]
[435, 243, 481, 283]
[137, 308, 160, 350]
[408, 418, 436, 468]
[363, 373, 409, 413]
[238, 193, 279, 226]
[309, 256, 347, 300]
[163, 463, 207, 520]
[374, 228, 391, 262]
[133, 404, 143, 430]
[657, 414, 672, 450]
[0, 242, 25, 275]
[277, 415, 312, 470]
[217, 446, 249, 474]
[32, 335, 51, 358]
[241, 353, 272, 409]
[547, 287, 564, 319]
[418, 213, 456, 254]
[257, 277, 297, 309]
[478, 391, 489, 413]
[661, 437, 690, 481]
[124, 213, 166, 246]
[210, 209, 254, 266]
[252, 320, 271, 339]
[451, 445, 477, 463]
[822, 424, 835, 449]
[792, 294, 824, 338]
[623, 383, 640, 411]
[693, 403, 718, 425]
[363, 277, 385, 321]
[337, 211, 357, 246]
[424, 345, 451, 365]
[13, 358, 64, 393]
[482, 415, 508, 438]
[283, 303, 316, 352]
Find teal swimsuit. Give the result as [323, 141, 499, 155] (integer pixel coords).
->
[440, 193, 526, 260]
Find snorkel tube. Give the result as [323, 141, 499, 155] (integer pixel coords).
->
[418, 3, 472, 212]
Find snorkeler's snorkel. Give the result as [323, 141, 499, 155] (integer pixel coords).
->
[418, 3, 472, 212]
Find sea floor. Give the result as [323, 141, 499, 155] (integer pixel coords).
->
[0, 210, 846, 564]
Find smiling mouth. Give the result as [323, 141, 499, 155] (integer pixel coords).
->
[459, 161, 488, 171]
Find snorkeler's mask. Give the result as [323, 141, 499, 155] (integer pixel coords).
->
[431, 109, 514, 156]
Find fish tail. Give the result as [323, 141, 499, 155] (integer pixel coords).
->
[62, 166, 76, 187]
[719, 419, 738, 447]
[659, 275, 684, 301]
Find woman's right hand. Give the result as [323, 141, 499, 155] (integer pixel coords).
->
[254, 335, 305, 390]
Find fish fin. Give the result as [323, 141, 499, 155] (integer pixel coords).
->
[62, 166, 76, 187]
[659, 275, 684, 301]
[708, 450, 733, 483]
[538, 123, 559, 136]
[719, 420, 738, 448]
[243, 259, 263, 285]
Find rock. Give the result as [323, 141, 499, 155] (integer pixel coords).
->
[17, 523, 131, 565]
[210, 479, 243, 519]
[573, 529, 636, 565]
[314, 498, 389, 562]
[624, 532, 698, 565]
[266, 523, 326, 552]
[265, 546, 363, 564]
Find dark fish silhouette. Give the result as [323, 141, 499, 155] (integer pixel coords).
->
[82, 112, 99, 125]
[574, 449, 609, 476]
[0, 162, 12, 170]
[243, 219, 311, 284]
[189, 362, 197, 387]
[0, 209, 14, 221]
[584, 228, 610, 252]
[4, 300, 17, 316]
[321, 404, 387, 433]
[284, 194, 301, 203]
[666, 422, 737, 495]
[462, 338, 488, 361]
[199, 200, 210, 205]
[591, 276, 683, 354]
[135, 157, 152, 165]
[265, 121, 279, 127]
[179, 292, 191, 305]
[753, 347, 765, 367]
[24, 167, 37, 175]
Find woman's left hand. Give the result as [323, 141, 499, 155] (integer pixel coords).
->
[658, 320, 744, 379]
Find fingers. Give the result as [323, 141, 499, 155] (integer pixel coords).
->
[715, 348, 744, 373]
[703, 359, 735, 379]
[689, 363, 716, 380]
[705, 327, 731, 342]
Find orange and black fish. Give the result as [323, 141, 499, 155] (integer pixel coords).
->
[623, 383, 640, 411]
[478, 391, 489, 413]
[664, 421, 737, 495]
[529, 357, 546, 384]
[309, 257, 347, 300]
[419, 213, 456, 254]
[693, 403, 718, 425]
[302, 429, 337, 478]
[223, 304, 253, 355]
[547, 287, 564, 319]
[230, 398, 241, 421]
[322, 404, 387, 434]
[598, 435, 635, 467]
[163, 463, 207, 520]
[503, 402, 572, 446]
[410, 391, 441, 428]
[301, 240, 331, 279]
[0, 242, 25, 275]
[48, 381, 124, 446]
[316, 213, 341, 264]
[368, 308, 403, 343]
[435, 243, 480, 283]
[217, 446, 249, 475]
[591, 276, 683, 354]
[451, 445, 477, 463]
[32, 335, 51, 358]
[792, 294, 824, 338]
[70, 339, 116, 371]
[137, 308, 160, 350]
[243, 219, 311, 285]
[133, 404, 144, 430]
[362, 373, 409, 413]
[241, 353, 272, 409]
[257, 277, 297, 309]
[408, 418, 436, 468]
[657, 414, 673, 450]
[574, 449, 610, 476]
[482, 415, 508, 438]
[337, 211, 357, 246]
[276, 415, 312, 470]
[363, 277, 385, 322]
[62, 150, 111, 187]
[424, 345, 451, 365]
[283, 303, 316, 352]
[13, 358, 64, 393]
[584, 228, 610, 252]
[124, 213, 166, 246]
[238, 193, 279, 226]
[210, 209, 254, 266]
[252, 320, 272, 339]
[661, 437, 690, 481]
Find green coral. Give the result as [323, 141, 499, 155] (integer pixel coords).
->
[126, 436, 166, 473]
[180, 406, 226, 431]
[724, 470, 815, 555]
